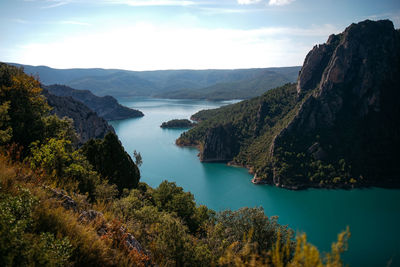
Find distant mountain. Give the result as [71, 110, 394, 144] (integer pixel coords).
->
[157, 67, 300, 100]
[42, 90, 115, 145]
[44, 84, 143, 120]
[11, 63, 300, 100]
[177, 20, 400, 190]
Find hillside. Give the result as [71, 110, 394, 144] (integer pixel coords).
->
[43, 89, 115, 145]
[44, 84, 143, 120]
[0, 62, 349, 266]
[177, 19, 400, 190]
[12, 63, 300, 100]
[157, 67, 300, 100]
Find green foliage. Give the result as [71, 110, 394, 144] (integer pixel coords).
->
[81, 132, 140, 193]
[29, 138, 100, 197]
[0, 63, 50, 151]
[153, 180, 213, 233]
[160, 119, 195, 128]
[209, 207, 293, 256]
[178, 83, 300, 178]
[0, 187, 73, 266]
[133, 149, 143, 167]
[0, 101, 12, 144]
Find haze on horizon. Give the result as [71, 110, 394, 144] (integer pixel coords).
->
[1, 0, 399, 71]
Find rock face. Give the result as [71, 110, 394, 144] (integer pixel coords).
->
[44, 84, 144, 120]
[201, 124, 239, 162]
[271, 19, 400, 188]
[178, 20, 400, 189]
[43, 90, 115, 145]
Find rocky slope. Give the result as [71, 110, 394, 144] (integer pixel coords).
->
[44, 84, 144, 120]
[43, 90, 115, 145]
[177, 20, 400, 189]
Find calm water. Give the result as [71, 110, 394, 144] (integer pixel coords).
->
[111, 98, 400, 267]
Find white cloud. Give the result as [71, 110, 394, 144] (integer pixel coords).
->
[41, 1, 69, 9]
[268, 0, 295, 6]
[104, 0, 197, 7]
[14, 23, 339, 70]
[237, 0, 261, 5]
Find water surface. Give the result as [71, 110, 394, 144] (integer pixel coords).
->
[111, 98, 400, 267]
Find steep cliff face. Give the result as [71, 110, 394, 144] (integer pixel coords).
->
[178, 19, 400, 189]
[43, 90, 115, 145]
[201, 124, 239, 162]
[44, 84, 144, 120]
[271, 19, 400, 188]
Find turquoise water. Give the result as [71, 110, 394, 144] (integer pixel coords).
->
[111, 98, 400, 267]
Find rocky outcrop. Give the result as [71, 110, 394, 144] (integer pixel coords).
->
[43, 90, 115, 145]
[201, 124, 239, 162]
[44, 84, 144, 120]
[180, 19, 400, 190]
[270, 19, 400, 188]
[47, 187, 148, 256]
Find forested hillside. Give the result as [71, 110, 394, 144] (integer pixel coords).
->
[12, 63, 300, 100]
[0, 63, 349, 266]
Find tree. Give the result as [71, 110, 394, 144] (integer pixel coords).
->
[133, 150, 143, 167]
[0, 63, 50, 151]
[81, 132, 140, 193]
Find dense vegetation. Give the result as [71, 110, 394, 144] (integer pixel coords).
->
[0, 63, 350, 266]
[160, 119, 196, 128]
[158, 67, 300, 100]
[177, 83, 302, 173]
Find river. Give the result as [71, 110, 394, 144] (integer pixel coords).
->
[110, 97, 400, 267]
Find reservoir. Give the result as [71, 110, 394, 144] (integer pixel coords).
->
[111, 98, 400, 267]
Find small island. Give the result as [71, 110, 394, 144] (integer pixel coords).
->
[160, 119, 196, 128]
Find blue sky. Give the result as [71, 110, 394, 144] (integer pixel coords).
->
[1, 0, 399, 70]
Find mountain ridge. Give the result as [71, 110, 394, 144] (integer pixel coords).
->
[177, 19, 400, 189]
[44, 84, 144, 120]
[11, 63, 300, 100]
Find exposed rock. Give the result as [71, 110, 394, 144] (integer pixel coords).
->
[180, 19, 400, 190]
[201, 124, 239, 162]
[44, 84, 144, 120]
[297, 34, 341, 94]
[46, 187, 148, 257]
[47, 187, 78, 212]
[79, 210, 104, 223]
[43, 89, 115, 145]
[272, 19, 400, 188]
[307, 142, 327, 161]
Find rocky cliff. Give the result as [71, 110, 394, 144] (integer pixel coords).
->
[43, 90, 115, 145]
[201, 123, 239, 162]
[177, 20, 400, 189]
[44, 84, 144, 120]
[270, 19, 400, 188]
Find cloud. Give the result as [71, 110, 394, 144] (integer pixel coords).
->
[105, 0, 197, 7]
[237, 0, 261, 5]
[268, 0, 295, 6]
[41, 1, 69, 9]
[14, 23, 340, 71]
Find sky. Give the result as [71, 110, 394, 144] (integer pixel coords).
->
[0, 0, 399, 71]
